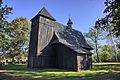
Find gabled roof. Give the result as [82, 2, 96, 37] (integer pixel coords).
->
[52, 22, 93, 54]
[31, 7, 56, 21]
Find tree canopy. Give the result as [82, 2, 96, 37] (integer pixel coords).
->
[0, 0, 12, 54]
[6, 17, 30, 62]
[0, 1, 30, 63]
[95, 0, 120, 37]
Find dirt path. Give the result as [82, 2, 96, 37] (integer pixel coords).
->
[0, 72, 47, 80]
[0, 72, 120, 80]
[0, 72, 19, 80]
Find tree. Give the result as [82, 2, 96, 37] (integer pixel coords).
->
[0, 0, 12, 55]
[96, 0, 120, 37]
[97, 45, 120, 62]
[84, 27, 103, 62]
[95, 0, 120, 48]
[6, 17, 30, 63]
[99, 45, 114, 62]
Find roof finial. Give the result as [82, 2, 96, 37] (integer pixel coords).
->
[67, 18, 73, 28]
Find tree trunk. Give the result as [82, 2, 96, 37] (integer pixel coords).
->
[95, 29, 100, 62]
[12, 56, 15, 64]
[109, 34, 118, 62]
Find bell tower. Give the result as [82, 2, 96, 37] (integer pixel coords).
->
[28, 7, 56, 68]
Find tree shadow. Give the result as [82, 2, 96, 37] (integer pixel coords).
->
[92, 63, 120, 71]
[0, 63, 120, 80]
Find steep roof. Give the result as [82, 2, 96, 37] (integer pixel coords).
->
[52, 22, 93, 54]
[31, 7, 56, 21]
[67, 18, 73, 25]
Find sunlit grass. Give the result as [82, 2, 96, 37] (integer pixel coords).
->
[13, 70, 108, 78]
[0, 62, 120, 79]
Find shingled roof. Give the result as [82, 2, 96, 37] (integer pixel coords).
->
[31, 7, 56, 21]
[31, 7, 93, 54]
[52, 22, 93, 54]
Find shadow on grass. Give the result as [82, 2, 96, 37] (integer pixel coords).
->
[0, 63, 120, 80]
[92, 63, 120, 71]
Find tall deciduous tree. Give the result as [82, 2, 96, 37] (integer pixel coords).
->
[96, 0, 120, 37]
[99, 45, 114, 62]
[95, 0, 120, 48]
[84, 27, 103, 62]
[6, 17, 30, 63]
[0, 0, 12, 55]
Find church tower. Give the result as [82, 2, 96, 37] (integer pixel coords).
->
[28, 7, 56, 68]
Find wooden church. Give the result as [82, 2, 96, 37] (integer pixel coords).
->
[28, 7, 93, 71]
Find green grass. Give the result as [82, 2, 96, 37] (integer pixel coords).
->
[0, 62, 120, 80]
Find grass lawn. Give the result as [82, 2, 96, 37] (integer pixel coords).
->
[0, 62, 120, 80]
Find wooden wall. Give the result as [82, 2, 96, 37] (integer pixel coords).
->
[37, 16, 55, 55]
[77, 54, 92, 71]
[36, 16, 56, 68]
[53, 43, 77, 71]
[28, 17, 39, 68]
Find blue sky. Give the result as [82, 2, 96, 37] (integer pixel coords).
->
[3, 0, 105, 33]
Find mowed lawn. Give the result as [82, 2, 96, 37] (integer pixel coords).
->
[0, 63, 120, 80]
